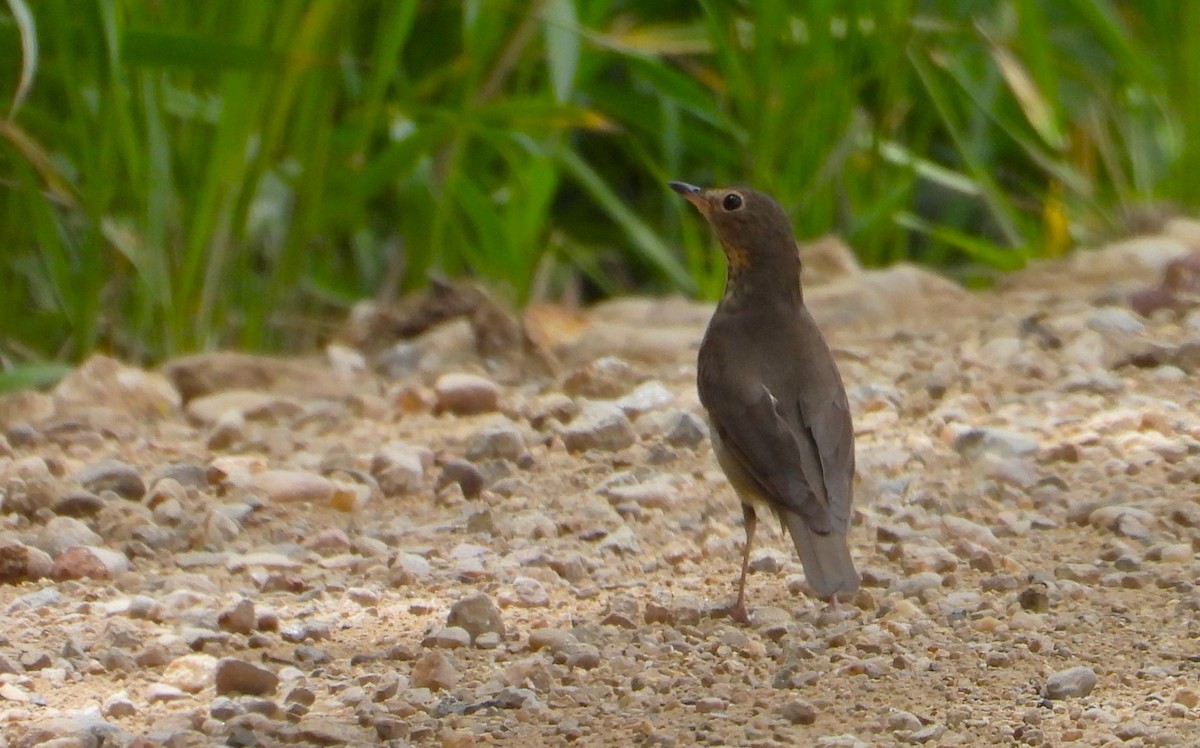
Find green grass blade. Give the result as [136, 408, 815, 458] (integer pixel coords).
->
[542, 0, 579, 103]
[5, 0, 36, 117]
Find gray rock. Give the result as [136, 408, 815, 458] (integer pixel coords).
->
[563, 356, 639, 398]
[51, 545, 129, 580]
[953, 427, 1039, 461]
[434, 372, 501, 414]
[409, 650, 459, 691]
[5, 587, 60, 612]
[35, 516, 102, 557]
[423, 626, 471, 649]
[446, 592, 506, 643]
[0, 542, 53, 582]
[1043, 665, 1098, 700]
[218, 598, 256, 634]
[500, 576, 550, 608]
[437, 458, 485, 498]
[2, 456, 59, 514]
[615, 380, 674, 418]
[565, 643, 601, 669]
[209, 695, 244, 721]
[907, 724, 946, 744]
[528, 628, 577, 654]
[55, 354, 181, 418]
[598, 525, 640, 554]
[74, 459, 145, 500]
[600, 596, 639, 628]
[19, 650, 51, 671]
[371, 442, 427, 496]
[153, 463, 208, 490]
[664, 410, 709, 448]
[163, 653, 217, 693]
[778, 698, 817, 725]
[602, 475, 679, 510]
[465, 421, 526, 462]
[103, 690, 137, 719]
[52, 491, 106, 517]
[1087, 307, 1146, 335]
[251, 469, 333, 504]
[215, 657, 279, 695]
[561, 402, 636, 453]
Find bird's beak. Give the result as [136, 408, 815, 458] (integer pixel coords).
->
[669, 181, 709, 214]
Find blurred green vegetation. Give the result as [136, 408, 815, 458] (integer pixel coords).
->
[1, 0, 1197, 369]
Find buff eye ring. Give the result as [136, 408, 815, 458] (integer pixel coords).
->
[721, 192, 744, 211]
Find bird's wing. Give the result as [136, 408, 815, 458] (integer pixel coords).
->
[702, 377, 833, 534]
[803, 381, 855, 532]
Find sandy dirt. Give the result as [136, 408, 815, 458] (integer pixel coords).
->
[2, 224, 1200, 747]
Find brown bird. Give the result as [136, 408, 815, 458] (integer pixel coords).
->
[671, 181, 859, 623]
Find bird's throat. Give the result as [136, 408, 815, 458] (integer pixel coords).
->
[722, 255, 802, 309]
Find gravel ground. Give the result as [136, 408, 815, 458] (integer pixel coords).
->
[2, 223, 1200, 747]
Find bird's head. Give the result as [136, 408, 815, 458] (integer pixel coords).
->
[669, 182, 798, 273]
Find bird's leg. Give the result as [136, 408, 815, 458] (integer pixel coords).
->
[731, 503, 757, 625]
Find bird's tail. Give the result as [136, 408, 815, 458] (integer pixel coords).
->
[783, 512, 859, 599]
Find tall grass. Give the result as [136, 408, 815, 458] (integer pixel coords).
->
[0, 0, 1197, 374]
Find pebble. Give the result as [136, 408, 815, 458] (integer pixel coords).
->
[434, 372, 501, 414]
[598, 525, 640, 554]
[52, 490, 106, 517]
[186, 390, 302, 425]
[888, 710, 923, 732]
[561, 402, 636, 452]
[54, 354, 181, 417]
[73, 459, 146, 500]
[941, 516, 1002, 550]
[103, 690, 137, 718]
[52, 546, 129, 580]
[371, 442, 427, 495]
[466, 421, 526, 462]
[778, 698, 818, 725]
[215, 658, 279, 695]
[1043, 665, 1098, 699]
[252, 469, 334, 504]
[163, 653, 217, 693]
[615, 380, 675, 417]
[600, 596, 640, 628]
[499, 576, 550, 608]
[2, 457, 59, 515]
[218, 598, 257, 634]
[563, 356, 639, 398]
[146, 682, 187, 702]
[424, 626, 471, 649]
[528, 628, 576, 653]
[1088, 306, 1146, 335]
[304, 527, 351, 555]
[695, 696, 726, 713]
[410, 651, 460, 691]
[446, 592, 506, 643]
[664, 410, 709, 448]
[35, 516, 102, 557]
[952, 427, 1039, 460]
[438, 458, 485, 498]
[209, 695, 243, 721]
[0, 542, 53, 582]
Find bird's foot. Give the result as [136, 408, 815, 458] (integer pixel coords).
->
[715, 600, 752, 625]
[814, 593, 858, 626]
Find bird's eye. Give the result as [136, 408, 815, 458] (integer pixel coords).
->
[721, 193, 744, 211]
